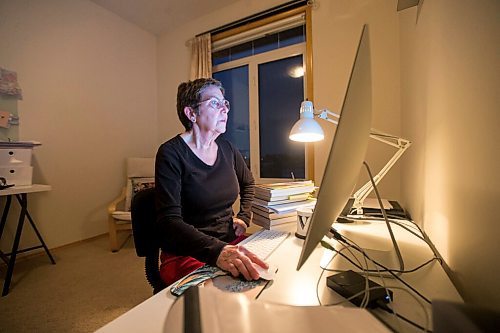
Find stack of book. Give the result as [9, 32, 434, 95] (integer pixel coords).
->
[252, 180, 316, 229]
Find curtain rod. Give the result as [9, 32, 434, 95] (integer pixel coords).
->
[196, 0, 309, 37]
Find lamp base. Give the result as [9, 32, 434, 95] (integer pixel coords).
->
[341, 198, 410, 220]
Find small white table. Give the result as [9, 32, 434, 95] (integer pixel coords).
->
[0, 184, 53, 296]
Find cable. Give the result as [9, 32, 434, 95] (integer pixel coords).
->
[337, 236, 432, 304]
[339, 232, 441, 273]
[341, 217, 428, 245]
[367, 310, 399, 333]
[369, 250, 404, 332]
[315, 261, 327, 306]
[345, 194, 445, 267]
[340, 215, 427, 243]
[315, 244, 351, 305]
[375, 300, 432, 332]
[318, 240, 430, 331]
[323, 285, 430, 332]
[321, 239, 433, 305]
[343, 245, 371, 308]
[324, 233, 441, 274]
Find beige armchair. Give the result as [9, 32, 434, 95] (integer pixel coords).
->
[108, 157, 155, 252]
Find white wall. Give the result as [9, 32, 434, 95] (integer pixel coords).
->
[0, 0, 158, 250]
[156, 0, 286, 145]
[400, 0, 500, 310]
[311, 0, 401, 197]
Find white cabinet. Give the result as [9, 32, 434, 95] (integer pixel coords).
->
[0, 142, 40, 186]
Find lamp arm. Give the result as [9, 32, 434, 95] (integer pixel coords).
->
[352, 133, 411, 214]
[316, 109, 339, 125]
[311, 107, 411, 214]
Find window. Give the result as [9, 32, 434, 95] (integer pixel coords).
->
[212, 10, 312, 182]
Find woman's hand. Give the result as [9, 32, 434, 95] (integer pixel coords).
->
[216, 245, 268, 280]
[233, 217, 247, 236]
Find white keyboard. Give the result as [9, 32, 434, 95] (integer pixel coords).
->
[239, 228, 289, 259]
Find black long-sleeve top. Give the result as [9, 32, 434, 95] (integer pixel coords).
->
[155, 135, 255, 266]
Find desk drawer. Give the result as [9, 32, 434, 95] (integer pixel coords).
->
[0, 166, 33, 186]
[0, 148, 32, 166]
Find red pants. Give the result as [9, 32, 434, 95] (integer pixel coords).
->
[159, 234, 247, 286]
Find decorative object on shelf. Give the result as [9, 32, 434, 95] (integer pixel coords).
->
[0, 110, 20, 128]
[0, 67, 23, 100]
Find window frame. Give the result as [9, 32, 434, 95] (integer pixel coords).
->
[211, 6, 315, 181]
[213, 44, 307, 183]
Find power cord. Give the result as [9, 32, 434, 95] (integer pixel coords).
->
[318, 241, 430, 331]
[375, 299, 432, 332]
[321, 237, 433, 305]
[327, 230, 441, 273]
[340, 231, 441, 273]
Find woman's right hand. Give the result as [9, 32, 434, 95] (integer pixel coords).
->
[216, 245, 268, 280]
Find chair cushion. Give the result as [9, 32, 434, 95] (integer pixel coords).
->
[124, 177, 155, 211]
[111, 211, 131, 222]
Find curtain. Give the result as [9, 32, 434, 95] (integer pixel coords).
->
[190, 33, 212, 79]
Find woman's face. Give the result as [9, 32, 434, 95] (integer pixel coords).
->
[194, 85, 230, 135]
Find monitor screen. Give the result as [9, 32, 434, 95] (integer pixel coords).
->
[297, 25, 372, 270]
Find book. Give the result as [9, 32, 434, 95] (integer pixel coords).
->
[252, 193, 311, 206]
[252, 213, 297, 228]
[253, 198, 317, 215]
[251, 207, 297, 220]
[254, 180, 315, 200]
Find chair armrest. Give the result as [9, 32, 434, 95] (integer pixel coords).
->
[108, 187, 127, 214]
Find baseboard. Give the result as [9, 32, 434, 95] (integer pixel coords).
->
[0, 232, 125, 268]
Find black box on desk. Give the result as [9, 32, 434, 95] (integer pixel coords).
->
[326, 270, 393, 308]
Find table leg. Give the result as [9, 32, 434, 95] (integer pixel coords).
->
[0, 195, 12, 239]
[0, 195, 12, 265]
[16, 194, 56, 264]
[2, 195, 27, 296]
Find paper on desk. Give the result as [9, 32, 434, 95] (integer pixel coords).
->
[362, 198, 393, 210]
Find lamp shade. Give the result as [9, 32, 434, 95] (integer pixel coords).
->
[289, 101, 325, 142]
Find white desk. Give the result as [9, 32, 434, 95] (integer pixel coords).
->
[97, 220, 462, 332]
[0, 184, 53, 296]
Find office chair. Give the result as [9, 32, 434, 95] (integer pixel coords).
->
[130, 187, 166, 294]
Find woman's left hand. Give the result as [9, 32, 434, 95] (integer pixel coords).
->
[233, 217, 247, 236]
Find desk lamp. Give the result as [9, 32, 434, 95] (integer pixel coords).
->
[289, 100, 411, 215]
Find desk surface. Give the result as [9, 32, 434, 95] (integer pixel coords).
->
[97, 220, 462, 333]
[0, 184, 51, 196]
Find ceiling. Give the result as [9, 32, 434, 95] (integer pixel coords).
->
[89, 0, 241, 35]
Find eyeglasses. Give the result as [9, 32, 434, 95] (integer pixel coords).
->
[195, 97, 230, 111]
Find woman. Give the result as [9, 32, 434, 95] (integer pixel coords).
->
[155, 78, 267, 286]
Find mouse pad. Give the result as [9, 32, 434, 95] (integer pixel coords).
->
[170, 264, 271, 299]
[203, 275, 270, 300]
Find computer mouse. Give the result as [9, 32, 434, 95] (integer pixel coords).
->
[254, 263, 278, 280]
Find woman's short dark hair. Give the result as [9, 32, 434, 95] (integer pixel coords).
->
[176, 78, 225, 131]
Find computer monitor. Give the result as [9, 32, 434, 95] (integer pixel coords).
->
[297, 25, 372, 270]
